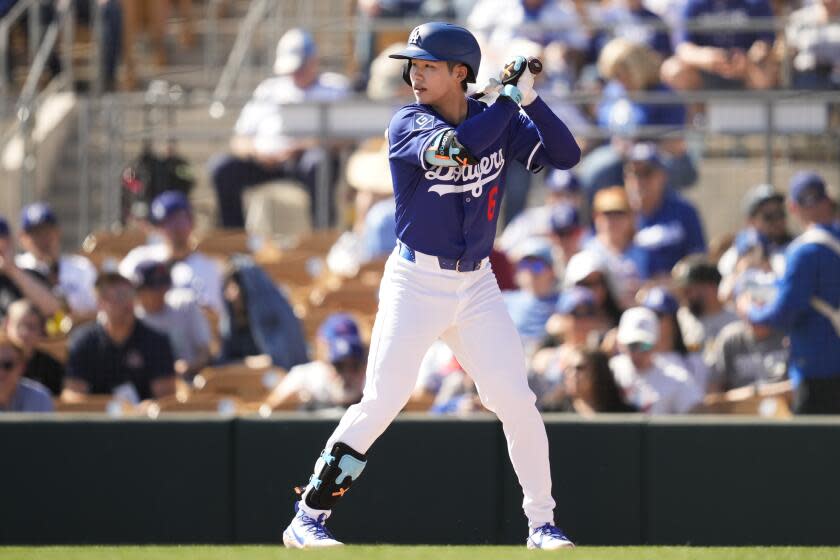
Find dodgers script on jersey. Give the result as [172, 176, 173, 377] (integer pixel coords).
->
[388, 98, 547, 262]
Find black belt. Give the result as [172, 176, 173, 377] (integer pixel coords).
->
[398, 242, 483, 272]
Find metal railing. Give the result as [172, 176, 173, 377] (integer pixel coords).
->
[0, 0, 44, 108]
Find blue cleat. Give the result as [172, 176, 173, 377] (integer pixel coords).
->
[282, 504, 342, 548]
[526, 523, 575, 550]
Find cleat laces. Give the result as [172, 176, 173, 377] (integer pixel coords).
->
[301, 513, 336, 541]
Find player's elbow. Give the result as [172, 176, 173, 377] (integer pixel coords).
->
[549, 140, 581, 170]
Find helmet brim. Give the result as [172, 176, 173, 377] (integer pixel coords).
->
[388, 46, 444, 62]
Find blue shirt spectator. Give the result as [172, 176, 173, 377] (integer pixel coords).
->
[599, 0, 674, 58]
[749, 173, 840, 414]
[624, 144, 705, 278]
[0, 333, 53, 413]
[679, 0, 775, 51]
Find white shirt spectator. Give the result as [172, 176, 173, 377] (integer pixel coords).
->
[610, 353, 703, 414]
[281, 360, 357, 410]
[16, 253, 97, 314]
[787, 3, 840, 76]
[234, 73, 350, 141]
[119, 245, 224, 313]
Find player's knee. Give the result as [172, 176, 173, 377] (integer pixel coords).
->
[303, 441, 367, 510]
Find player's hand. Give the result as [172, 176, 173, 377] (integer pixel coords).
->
[499, 56, 538, 106]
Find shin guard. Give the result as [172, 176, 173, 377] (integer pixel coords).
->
[303, 442, 367, 510]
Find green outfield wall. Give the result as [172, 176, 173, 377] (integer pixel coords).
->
[1, 414, 838, 546]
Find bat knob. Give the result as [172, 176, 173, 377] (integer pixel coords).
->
[527, 57, 543, 75]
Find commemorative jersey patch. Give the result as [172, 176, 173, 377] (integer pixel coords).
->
[413, 113, 433, 131]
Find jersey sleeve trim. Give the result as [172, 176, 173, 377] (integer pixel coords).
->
[526, 141, 543, 172]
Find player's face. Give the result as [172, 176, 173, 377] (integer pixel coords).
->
[409, 59, 463, 104]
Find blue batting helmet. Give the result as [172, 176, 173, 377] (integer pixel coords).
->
[389, 22, 481, 84]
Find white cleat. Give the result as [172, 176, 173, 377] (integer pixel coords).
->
[526, 523, 575, 550]
[282, 505, 343, 548]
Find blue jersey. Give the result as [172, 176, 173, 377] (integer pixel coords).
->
[750, 224, 840, 382]
[634, 190, 707, 277]
[388, 97, 579, 262]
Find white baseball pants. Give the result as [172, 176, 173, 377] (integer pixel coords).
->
[324, 247, 556, 527]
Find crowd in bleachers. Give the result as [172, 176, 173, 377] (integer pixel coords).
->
[2, 0, 840, 417]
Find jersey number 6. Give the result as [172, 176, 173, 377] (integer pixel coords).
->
[487, 186, 499, 221]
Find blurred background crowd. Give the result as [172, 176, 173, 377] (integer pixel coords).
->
[1, 0, 839, 418]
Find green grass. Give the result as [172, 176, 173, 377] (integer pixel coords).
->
[1, 547, 839, 560]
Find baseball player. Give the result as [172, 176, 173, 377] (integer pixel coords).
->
[283, 22, 581, 550]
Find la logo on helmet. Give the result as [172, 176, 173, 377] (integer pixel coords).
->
[408, 27, 421, 46]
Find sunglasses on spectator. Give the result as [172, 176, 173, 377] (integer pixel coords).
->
[570, 305, 597, 318]
[0, 359, 18, 372]
[627, 342, 654, 353]
[626, 166, 656, 178]
[758, 209, 785, 222]
[517, 258, 549, 274]
[601, 210, 629, 218]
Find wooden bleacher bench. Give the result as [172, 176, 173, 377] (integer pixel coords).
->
[81, 228, 146, 270]
[54, 394, 122, 413]
[192, 358, 285, 400]
[195, 229, 254, 259]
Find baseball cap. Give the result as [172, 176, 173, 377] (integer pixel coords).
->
[549, 203, 580, 235]
[511, 237, 554, 267]
[150, 191, 191, 224]
[21, 202, 58, 232]
[640, 286, 679, 316]
[672, 255, 721, 286]
[593, 186, 631, 214]
[789, 171, 828, 207]
[273, 28, 316, 75]
[742, 183, 784, 217]
[556, 286, 596, 315]
[132, 260, 172, 290]
[626, 143, 665, 169]
[617, 306, 660, 346]
[563, 250, 607, 288]
[318, 313, 364, 363]
[0, 216, 9, 237]
[545, 169, 581, 194]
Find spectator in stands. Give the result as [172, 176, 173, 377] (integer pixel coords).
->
[0, 333, 53, 413]
[547, 203, 585, 278]
[542, 348, 637, 413]
[208, 28, 350, 228]
[709, 269, 788, 392]
[563, 251, 624, 327]
[583, 186, 646, 307]
[609, 306, 703, 413]
[4, 299, 64, 397]
[0, 216, 61, 322]
[787, 0, 840, 89]
[63, 272, 175, 403]
[580, 39, 695, 196]
[640, 285, 711, 391]
[598, 0, 674, 59]
[120, 191, 224, 313]
[468, 0, 592, 90]
[265, 313, 365, 411]
[16, 203, 98, 320]
[366, 43, 415, 101]
[218, 255, 308, 370]
[748, 172, 840, 414]
[624, 144, 706, 278]
[662, 0, 778, 90]
[672, 254, 738, 351]
[718, 183, 792, 279]
[132, 260, 212, 380]
[499, 170, 582, 254]
[504, 238, 561, 355]
[326, 137, 397, 278]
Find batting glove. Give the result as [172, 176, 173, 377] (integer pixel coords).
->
[500, 56, 538, 106]
[499, 83, 523, 105]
